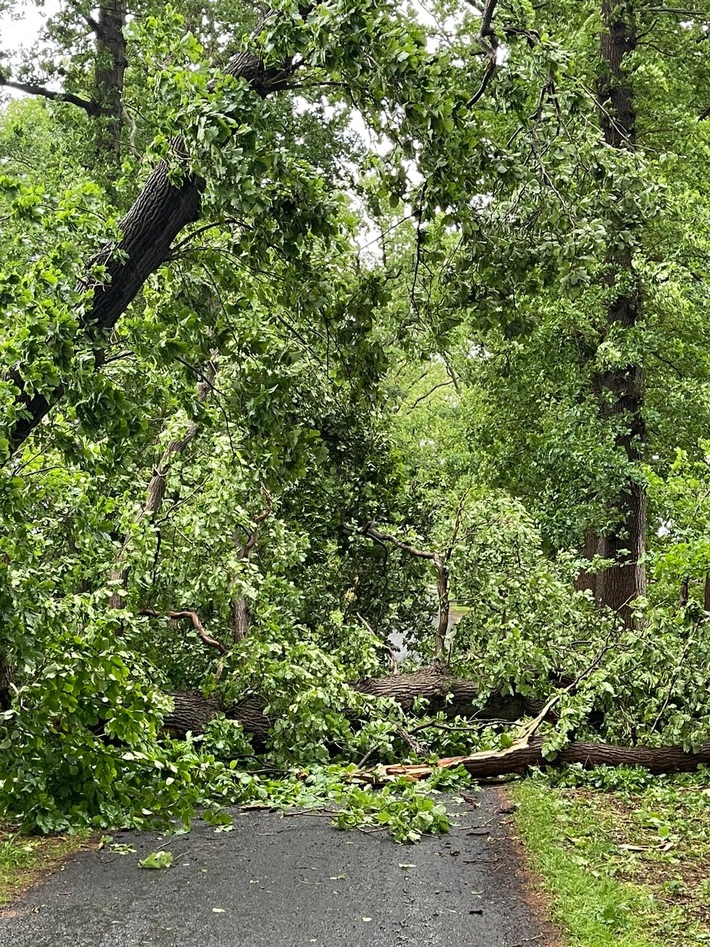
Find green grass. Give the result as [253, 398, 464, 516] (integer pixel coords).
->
[0, 826, 88, 906]
[511, 779, 675, 947]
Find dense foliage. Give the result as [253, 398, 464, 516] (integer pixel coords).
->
[2, 0, 710, 833]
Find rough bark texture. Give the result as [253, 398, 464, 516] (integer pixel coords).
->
[574, 528, 601, 598]
[4, 24, 293, 459]
[161, 665, 545, 740]
[367, 737, 710, 780]
[163, 672, 710, 779]
[94, 1, 127, 161]
[353, 664, 543, 719]
[455, 737, 710, 778]
[593, 0, 646, 627]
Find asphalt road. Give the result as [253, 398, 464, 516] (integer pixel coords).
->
[0, 788, 554, 947]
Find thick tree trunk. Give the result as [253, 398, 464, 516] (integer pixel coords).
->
[574, 528, 601, 598]
[4, 31, 292, 459]
[593, 0, 646, 627]
[376, 737, 710, 780]
[161, 665, 545, 739]
[353, 664, 542, 718]
[163, 673, 710, 779]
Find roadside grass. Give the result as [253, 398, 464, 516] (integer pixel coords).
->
[0, 825, 89, 906]
[512, 769, 710, 947]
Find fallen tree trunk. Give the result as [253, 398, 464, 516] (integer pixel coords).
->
[353, 665, 543, 719]
[366, 736, 710, 780]
[162, 665, 544, 739]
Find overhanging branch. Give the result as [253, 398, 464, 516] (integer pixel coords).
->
[0, 75, 100, 115]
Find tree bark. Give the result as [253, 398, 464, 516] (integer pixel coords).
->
[375, 736, 710, 780]
[162, 673, 710, 780]
[4, 27, 293, 459]
[593, 0, 646, 627]
[574, 528, 601, 598]
[161, 665, 545, 739]
[94, 1, 127, 163]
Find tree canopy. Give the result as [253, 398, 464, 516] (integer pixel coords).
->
[2, 0, 710, 834]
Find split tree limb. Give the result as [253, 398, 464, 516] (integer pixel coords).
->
[362, 737, 710, 781]
[364, 523, 450, 656]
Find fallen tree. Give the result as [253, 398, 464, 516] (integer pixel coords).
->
[161, 663, 546, 739]
[363, 737, 710, 780]
[160, 654, 710, 778]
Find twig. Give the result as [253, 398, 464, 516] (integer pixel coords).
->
[141, 608, 229, 655]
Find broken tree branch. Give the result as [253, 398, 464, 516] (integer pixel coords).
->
[464, 0, 500, 108]
[141, 608, 229, 655]
[0, 74, 101, 114]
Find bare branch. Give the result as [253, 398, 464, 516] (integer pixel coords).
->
[364, 522, 437, 561]
[0, 75, 99, 115]
[141, 608, 229, 655]
[363, 522, 450, 658]
[464, 0, 500, 108]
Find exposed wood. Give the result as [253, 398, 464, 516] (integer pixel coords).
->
[360, 737, 710, 781]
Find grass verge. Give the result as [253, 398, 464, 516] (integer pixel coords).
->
[511, 771, 710, 947]
[0, 825, 89, 907]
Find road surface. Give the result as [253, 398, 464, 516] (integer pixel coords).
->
[0, 787, 555, 947]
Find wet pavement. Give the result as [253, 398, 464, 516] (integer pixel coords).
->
[0, 787, 553, 947]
